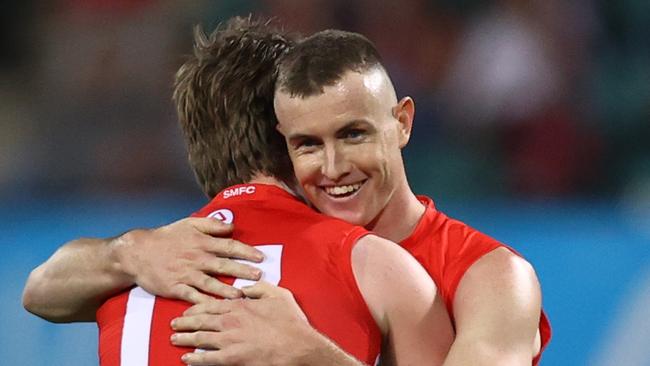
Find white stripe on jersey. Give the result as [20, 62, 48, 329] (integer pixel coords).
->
[121, 287, 155, 366]
[232, 244, 283, 289]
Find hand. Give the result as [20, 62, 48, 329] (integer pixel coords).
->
[170, 281, 315, 366]
[114, 217, 264, 303]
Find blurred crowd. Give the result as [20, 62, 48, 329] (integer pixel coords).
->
[1, 0, 649, 202]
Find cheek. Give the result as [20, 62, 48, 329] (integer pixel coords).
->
[353, 144, 389, 173]
[356, 148, 394, 190]
[376, 134, 401, 174]
[291, 156, 320, 184]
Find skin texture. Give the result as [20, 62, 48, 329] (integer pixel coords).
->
[444, 248, 543, 365]
[350, 235, 453, 366]
[23, 217, 263, 322]
[23, 53, 544, 366]
[171, 233, 453, 366]
[23, 179, 454, 366]
[168, 68, 542, 365]
[275, 68, 425, 243]
[273, 68, 543, 365]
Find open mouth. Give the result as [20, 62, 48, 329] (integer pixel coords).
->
[322, 180, 367, 199]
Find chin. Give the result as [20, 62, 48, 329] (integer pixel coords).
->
[322, 207, 368, 226]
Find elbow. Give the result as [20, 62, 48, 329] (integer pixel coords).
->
[22, 294, 75, 324]
[22, 269, 71, 323]
[22, 268, 44, 315]
[22, 286, 38, 316]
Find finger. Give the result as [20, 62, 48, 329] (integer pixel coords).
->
[181, 344, 245, 366]
[206, 238, 264, 262]
[170, 283, 219, 305]
[188, 217, 234, 236]
[171, 330, 228, 349]
[183, 299, 238, 316]
[171, 314, 223, 332]
[241, 280, 280, 299]
[203, 257, 262, 281]
[190, 273, 243, 299]
[181, 350, 221, 366]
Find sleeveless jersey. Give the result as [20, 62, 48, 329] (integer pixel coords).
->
[96, 184, 381, 365]
[401, 196, 551, 365]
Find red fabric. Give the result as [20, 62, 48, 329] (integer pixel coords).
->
[96, 183, 381, 365]
[97, 292, 129, 366]
[401, 196, 551, 365]
[148, 298, 193, 365]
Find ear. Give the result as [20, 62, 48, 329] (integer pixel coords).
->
[392, 96, 415, 148]
[275, 122, 286, 136]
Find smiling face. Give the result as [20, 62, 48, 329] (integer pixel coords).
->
[275, 68, 414, 227]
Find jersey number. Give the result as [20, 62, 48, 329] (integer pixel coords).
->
[193, 245, 284, 357]
[119, 246, 284, 365]
[232, 244, 283, 288]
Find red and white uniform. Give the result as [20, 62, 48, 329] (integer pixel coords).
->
[97, 184, 381, 365]
[402, 196, 552, 365]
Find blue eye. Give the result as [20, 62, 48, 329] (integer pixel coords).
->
[345, 129, 365, 140]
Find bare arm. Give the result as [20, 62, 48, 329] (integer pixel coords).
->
[352, 235, 454, 366]
[171, 235, 454, 366]
[443, 247, 542, 366]
[23, 236, 133, 322]
[22, 217, 264, 323]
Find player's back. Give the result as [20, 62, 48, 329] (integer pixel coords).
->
[97, 184, 381, 365]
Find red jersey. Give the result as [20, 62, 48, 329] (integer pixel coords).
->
[402, 196, 551, 365]
[97, 184, 381, 366]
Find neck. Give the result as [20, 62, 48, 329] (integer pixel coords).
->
[248, 173, 297, 196]
[365, 177, 425, 243]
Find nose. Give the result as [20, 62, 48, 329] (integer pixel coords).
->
[321, 143, 350, 181]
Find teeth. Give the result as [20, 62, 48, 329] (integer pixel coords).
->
[325, 182, 363, 196]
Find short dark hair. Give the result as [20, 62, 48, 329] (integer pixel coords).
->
[174, 17, 297, 197]
[276, 29, 384, 97]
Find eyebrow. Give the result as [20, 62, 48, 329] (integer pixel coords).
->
[286, 119, 373, 142]
[336, 119, 376, 136]
[287, 133, 314, 144]
[337, 119, 371, 131]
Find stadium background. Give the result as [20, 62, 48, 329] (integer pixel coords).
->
[1, 1, 649, 365]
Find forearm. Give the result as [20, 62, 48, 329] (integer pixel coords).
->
[299, 329, 369, 366]
[22, 234, 135, 323]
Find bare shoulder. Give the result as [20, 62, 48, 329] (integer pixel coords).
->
[354, 234, 400, 251]
[351, 234, 437, 326]
[453, 247, 542, 359]
[465, 247, 539, 287]
[456, 247, 541, 313]
[352, 234, 427, 281]
[353, 235, 454, 365]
